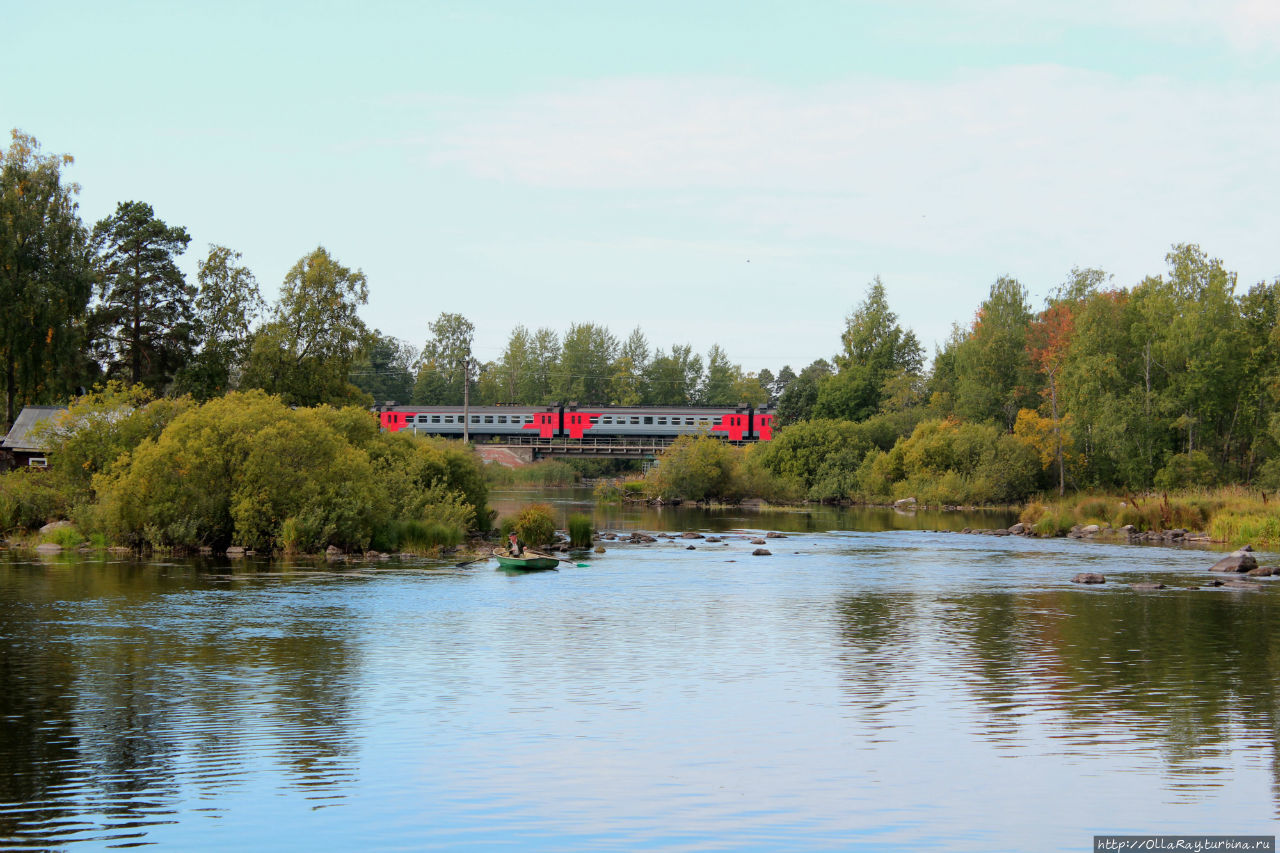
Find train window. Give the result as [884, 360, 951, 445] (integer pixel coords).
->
[698, 419, 709, 426]
[497, 415, 507, 424]
[471, 415, 480, 424]
[431, 415, 440, 423]
[590, 415, 599, 424]
[644, 416, 653, 424]
[601, 416, 611, 424]
[444, 416, 453, 424]
[685, 418, 694, 426]
[631, 416, 639, 424]
[657, 417, 667, 425]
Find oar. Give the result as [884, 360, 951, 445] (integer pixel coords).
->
[529, 550, 590, 568]
[453, 554, 492, 568]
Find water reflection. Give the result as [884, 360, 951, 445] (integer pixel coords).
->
[490, 486, 1018, 534]
[1, 523, 1278, 849]
[0, 557, 360, 846]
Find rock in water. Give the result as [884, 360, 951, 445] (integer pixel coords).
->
[752, 548, 771, 556]
[1208, 550, 1258, 573]
[1071, 573, 1106, 584]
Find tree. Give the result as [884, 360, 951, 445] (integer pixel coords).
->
[757, 368, 776, 406]
[91, 200, 194, 390]
[646, 344, 702, 405]
[493, 325, 536, 404]
[350, 330, 417, 405]
[175, 244, 264, 399]
[610, 327, 650, 405]
[701, 344, 739, 405]
[556, 322, 617, 404]
[241, 246, 370, 406]
[1027, 298, 1076, 494]
[776, 359, 832, 425]
[953, 276, 1035, 428]
[0, 130, 94, 425]
[414, 312, 473, 405]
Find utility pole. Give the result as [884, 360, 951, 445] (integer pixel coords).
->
[462, 356, 471, 444]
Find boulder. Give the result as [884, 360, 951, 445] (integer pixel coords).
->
[226, 546, 246, 557]
[750, 538, 766, 545]
[594, 545, 606, 554]
[1239, 544, 1255, 552]
[325, 545, 344, 560]
[39, 520, 73, 535]
[1071, 573, 1106, 584]
[1080, 524, 1101, 536]
[1208, 550, 1258, 573]
[1008, 522, 1026, 535]
[766, 532, 787, 539]
[1246, 566, 1275, 577]
[893, 497, 917, 508]
[680, 532, 705, 539]
[685, 545, 696, 550]
[1204, 579, 1224, 587]
[752, 548, 771, 556]
[1129, 582, 1167, 590]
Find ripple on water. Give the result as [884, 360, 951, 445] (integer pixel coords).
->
[1, 529, 1279, 849]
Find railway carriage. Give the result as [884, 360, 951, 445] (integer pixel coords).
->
[376, 405, 773, 442]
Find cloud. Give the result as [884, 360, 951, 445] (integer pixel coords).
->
[430, 68, 1280, 265]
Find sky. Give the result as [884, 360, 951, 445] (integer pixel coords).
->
[4, 0, 1279, 374]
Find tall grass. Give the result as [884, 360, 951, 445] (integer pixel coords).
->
[567, 514, 593, 549]
[484, 460, 580, 487]
[1020, 487, 1280, 547]
[374, 519, 464, 554]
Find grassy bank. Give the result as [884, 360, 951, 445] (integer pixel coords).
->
[1019, 488, 1280, 548]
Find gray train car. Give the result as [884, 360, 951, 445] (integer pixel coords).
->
[376, 405, 774, 442]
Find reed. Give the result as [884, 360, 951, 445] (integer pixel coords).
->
[567, 514, 593, 549]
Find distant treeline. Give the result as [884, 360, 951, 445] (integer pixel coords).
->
[5, 128, 1280, 498]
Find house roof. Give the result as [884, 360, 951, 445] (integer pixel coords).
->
[1, 406, 67, 453]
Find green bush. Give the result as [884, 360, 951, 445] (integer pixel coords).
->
[0, 470, 66, 533]
[567, 514, 593, 548]
[36, 381, 195, 505]
[42, 525, 84, 548]
[646, 435, 736, 502]
[91, 391, 488, 552]
[592, 481, 622, 504]
[849, 419, 1039, 505]
[514, 503, 556, 546]
[1154, 451, 1218, 492]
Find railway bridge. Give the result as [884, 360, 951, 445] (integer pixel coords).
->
[474, 435, 685, 468]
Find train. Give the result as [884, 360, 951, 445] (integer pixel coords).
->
[375, 404, 774, 442]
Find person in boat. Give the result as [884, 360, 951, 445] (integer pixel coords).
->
[507, 532, 526, 557]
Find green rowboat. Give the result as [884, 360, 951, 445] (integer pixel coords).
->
[492, 548, 560, 570]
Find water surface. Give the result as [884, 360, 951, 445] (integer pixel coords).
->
[2, 504, 1277, 851]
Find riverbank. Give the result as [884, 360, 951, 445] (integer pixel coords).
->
[1016, 488, 1280, 549]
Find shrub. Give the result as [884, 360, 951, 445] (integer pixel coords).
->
[514, 503, 556, 546]
[646, 435, 736, 502]
[593, 481, 622, 504]
[1154, 451, 1218, 492]
[567, 514, 593, 548]
[36, 381, 195, 505]
[94, 391, 390, 551]
[0, 470, 66, 533]
[42, 525, 84, 548]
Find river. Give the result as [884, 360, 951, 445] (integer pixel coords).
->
[1, 490, 1277, 851]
